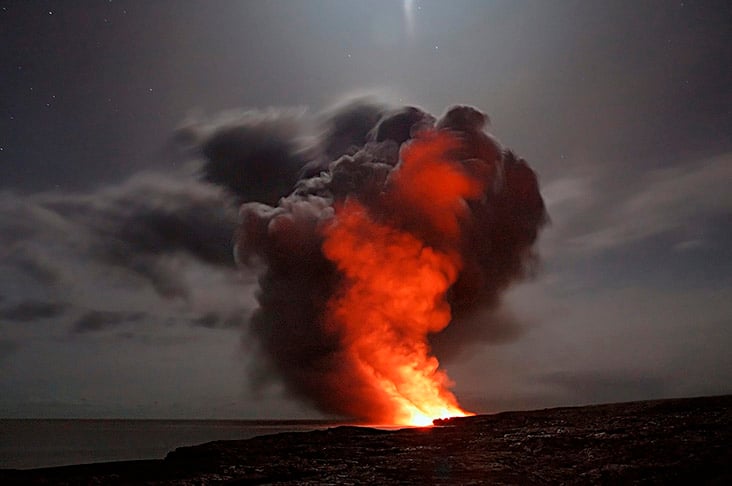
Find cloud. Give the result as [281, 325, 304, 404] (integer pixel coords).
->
[0, 171, 255, 340]
[0, 339, 19, 365]
[562, 152, 732, 252]
[318, 97, 388, 161]
[449, 147, 732, 412]
[0, 300, 68, 323]
[446, 280, 732, 412]
[178, 108, 311, 205]
[72, 310, 146, 334]
[0, 173, 238, 300]
[191, 310, 250, 330]
[180, 98, 396, 202]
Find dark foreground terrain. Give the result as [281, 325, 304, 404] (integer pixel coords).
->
[2, 395, 730, 485]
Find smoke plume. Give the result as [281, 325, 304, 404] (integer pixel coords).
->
[197, 100, 547, 424]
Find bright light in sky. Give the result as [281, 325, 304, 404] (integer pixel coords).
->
[1, 0, 730, 426]
[404, 0, 415, 40]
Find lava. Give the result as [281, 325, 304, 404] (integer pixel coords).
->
[230, 103, 546, 427]
[321, 131, 481, 425]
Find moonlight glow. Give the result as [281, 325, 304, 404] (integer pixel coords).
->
[404, 0, 415, 40]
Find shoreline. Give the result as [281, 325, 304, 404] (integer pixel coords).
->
[2, 395, 731, 484]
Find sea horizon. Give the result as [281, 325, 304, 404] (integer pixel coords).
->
[0, 418, 353, 470]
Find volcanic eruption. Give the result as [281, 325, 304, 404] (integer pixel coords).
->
[198, 101, 547, 425]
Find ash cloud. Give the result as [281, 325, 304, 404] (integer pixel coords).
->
[178, 108, 311, 205]
[0, 98, 546, 420]
[319, 98, 387, 161]
[198, 100, 547, 418]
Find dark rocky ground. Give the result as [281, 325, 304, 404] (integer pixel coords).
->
[2, 395, 731, 485]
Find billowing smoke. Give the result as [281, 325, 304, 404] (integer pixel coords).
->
[194, 99, 547, 424]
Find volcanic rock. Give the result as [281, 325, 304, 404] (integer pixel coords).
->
[2, 395, 730, 484]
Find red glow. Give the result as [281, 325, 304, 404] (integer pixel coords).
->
[321, 131, 479, 425]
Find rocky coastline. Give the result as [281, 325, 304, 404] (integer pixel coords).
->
[2, 395, 730, 484]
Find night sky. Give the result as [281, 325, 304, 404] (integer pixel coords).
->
[1, 0, 731, 419]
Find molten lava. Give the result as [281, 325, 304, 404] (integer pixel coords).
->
[321, 131, 481, 425]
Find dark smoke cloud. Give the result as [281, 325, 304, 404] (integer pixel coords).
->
[178, 109, 310, 205]
[198, 100, 547, 418]
[431, 306, 525, 363]
[0, 98, 546, 419]
[0, 300, 68, 323]
[319, 98, 387, 161]
[52, 175, 238, 267]
[72, 310, 146, 334]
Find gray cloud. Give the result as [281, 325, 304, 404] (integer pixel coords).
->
[0, 339, 19, 365]
[72, 310, 146, 334]
[0, 301, 68, 323]
[178, 108, 311, 205]
[544, 152, 732, 255]
[191, 310, 249, 330]
[0, 173, 238, 301]
[441, 279, 732, 415]
[0, 171, 257, 345]
[181, 98, 409, 205]
[319, 97, 388, 161]
[8, 252, 62, 286]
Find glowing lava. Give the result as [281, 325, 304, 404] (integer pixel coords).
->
[321, 131, 480, 425]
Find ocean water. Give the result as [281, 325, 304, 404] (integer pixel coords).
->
[0, 419, 344, 470]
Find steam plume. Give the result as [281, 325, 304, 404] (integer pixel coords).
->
[198, 101, 547, 423]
